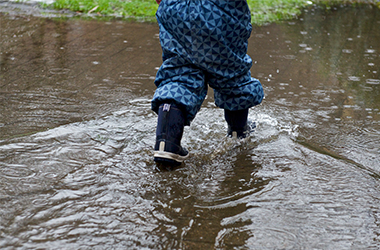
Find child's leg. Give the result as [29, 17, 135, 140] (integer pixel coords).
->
[152, 58, 208, 126]
[213, 72, 263, 138]
[152, 62, 207, 166]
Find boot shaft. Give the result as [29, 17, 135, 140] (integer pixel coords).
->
[156, 103, 185, 146]
[224, 108, 248, 130]
[224, 108, 254, 138]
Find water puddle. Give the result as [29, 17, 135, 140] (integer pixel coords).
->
[1, 5, 380, 249]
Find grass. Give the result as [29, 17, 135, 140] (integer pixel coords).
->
[249, 0, 311, 24]
[41, 0, 380, 25]
[43, 0, 158, 19]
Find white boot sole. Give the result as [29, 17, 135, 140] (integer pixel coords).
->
[154, 150, 189, 163]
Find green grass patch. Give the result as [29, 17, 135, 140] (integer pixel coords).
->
[248, 0, 310, 25]
[46, 0, 157, 17]
[41, 0, 380, 24]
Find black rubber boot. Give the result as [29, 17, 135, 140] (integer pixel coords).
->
[154, 103, 189, 166]
[224, 109, 255, 139]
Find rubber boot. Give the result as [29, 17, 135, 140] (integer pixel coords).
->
[224, 109, 255, 139]
[154, 103, 189, 166]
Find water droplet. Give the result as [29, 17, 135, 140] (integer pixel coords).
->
[348, 76, 360, 82]
[342, 49, 353, 54]
[365, 49, 376, 53]
[366, 79, 380, 85]
[283, 55, 296, 60]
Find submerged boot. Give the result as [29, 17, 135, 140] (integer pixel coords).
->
[224, 109, 255, 139]
[154, 103, 189, 166]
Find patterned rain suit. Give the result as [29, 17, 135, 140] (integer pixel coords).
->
[151, 0, 264, 125]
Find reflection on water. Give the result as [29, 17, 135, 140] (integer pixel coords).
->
[1, 5, 380, 249]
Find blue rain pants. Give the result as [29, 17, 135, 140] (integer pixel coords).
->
[151, 0, 264, 125]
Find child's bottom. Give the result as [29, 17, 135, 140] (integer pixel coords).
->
[152, 0, 264, 125]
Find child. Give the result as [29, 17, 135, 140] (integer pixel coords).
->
[152, 0, 264, 166]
